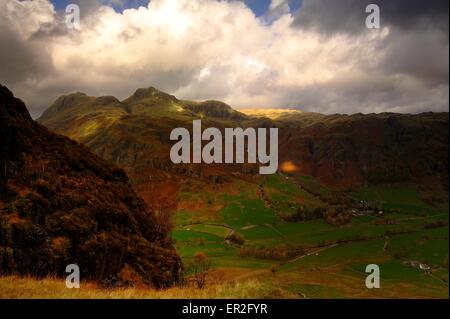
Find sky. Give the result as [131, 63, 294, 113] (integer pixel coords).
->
[0, 0, 448, 118]
[48, 0, 303, 16]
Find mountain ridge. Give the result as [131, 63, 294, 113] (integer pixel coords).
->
[39, 86, 249, 124]
[39, 86, 449, 123]
[38, 86, 449, 202]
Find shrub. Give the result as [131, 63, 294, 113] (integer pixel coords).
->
[323, 206, 352, 226]
[228, 232, 245, 245]
[270, 264, 279, 273]
[117, 264, 143, 287]
[186, 252, 211, 289]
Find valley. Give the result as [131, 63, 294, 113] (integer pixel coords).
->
[0, 0, 448, 304]
[171, 174, 449, 298]
[1, 85, 448, 298]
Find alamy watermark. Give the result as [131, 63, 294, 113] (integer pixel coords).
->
[65, 4, 81, 30]
[170, 120, 278, 175]
[65, 264, 80, 288]
[365, 264, 380, 289]
[365, 4, 381, 29]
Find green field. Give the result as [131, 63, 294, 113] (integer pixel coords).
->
[171, 175, 449, 298]
[352, 184, 449, 215]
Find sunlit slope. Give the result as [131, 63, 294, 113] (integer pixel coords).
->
[240, 108, 304, 120]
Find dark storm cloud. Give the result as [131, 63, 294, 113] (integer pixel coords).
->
[377, 27, 449, 86]
[288, 0, 449, 113]
[0, 22, 54, 86]
[293, 0, 449, 35]
[269, 70, 449, 115]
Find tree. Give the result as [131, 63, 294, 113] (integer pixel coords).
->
[190, 252, 211, 289]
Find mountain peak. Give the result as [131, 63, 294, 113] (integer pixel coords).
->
[183, 100, 248, 120]
[44, 92, 89, 114]
[38, 92, 96, 122]
[0, 85, 32, 121]
[127, 86, 178, 103]
[93, 95, 122, 106]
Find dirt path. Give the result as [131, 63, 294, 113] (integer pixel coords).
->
[185, 222, 233, 231]
[184, 223, 236, 244]
[427, 272, 449, 285]
[278, 172, 324, 202]
[287, 243, 340, 264]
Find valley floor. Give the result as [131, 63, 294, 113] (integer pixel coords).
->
[169, 175, 449, 299]
[1, 175, 448, 299]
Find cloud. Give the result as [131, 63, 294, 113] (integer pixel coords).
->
[293, 0, 449, 35]
[290, 0, 449, 113]
[0, 0, 448, 118]
[265, 0, 291, 23]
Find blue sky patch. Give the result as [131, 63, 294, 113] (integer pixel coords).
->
[50, 0, 302, 16]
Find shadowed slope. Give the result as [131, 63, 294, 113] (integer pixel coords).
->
[0, 85, 182, 288]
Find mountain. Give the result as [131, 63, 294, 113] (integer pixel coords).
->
[8, 85, 450, 298]
[275, 111, 449, 198]
[0, 85, 181, 287]
[38, 88, 257, 210]
[38, 87, 449, 203]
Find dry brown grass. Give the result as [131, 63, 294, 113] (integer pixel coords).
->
[0, 276, 297, 299]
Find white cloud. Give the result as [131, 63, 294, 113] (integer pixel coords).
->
[265, 0, 290, 23]
[0, 0, 448, 117]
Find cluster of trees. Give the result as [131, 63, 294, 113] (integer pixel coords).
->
[280, 205, 353, 227]
[323, 206, 352, 226]
[280, 205, 326, 222]
[237, 245, 305, 261]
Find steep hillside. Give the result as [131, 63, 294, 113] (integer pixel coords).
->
[38, 87, 449, 203]
[0, 85, 182, 288]
[276, 112, 449, 198]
